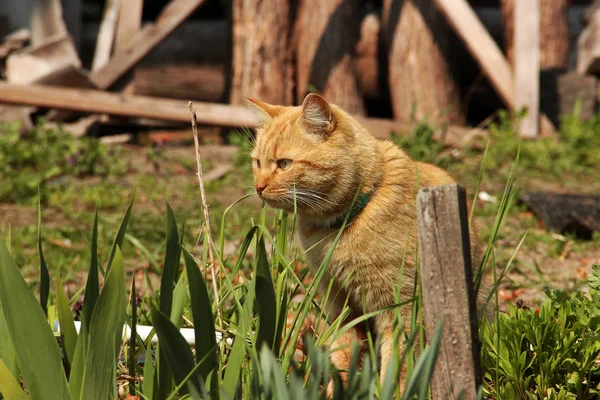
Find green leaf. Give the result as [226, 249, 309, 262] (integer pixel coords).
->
[143, 341, 155, 399]
[106, 189, 135, 275]
[82, 207, 100, 331]
[170, 269, 188, 328]
[56, 276, 78, 367]
[0, 357, 28, 400]
[38, 194, 50, 316]
[0, 237, 70, 400]
[150, 307, 201, 396]
[128, 277, 138, 396]
[588, 264, 600, 291]
[68, 324, 88, 398]
[403, 320, 443, 400]
[157, 202, 182, 399]
[182, 248, 218, 398]
[80, 247, 127, 400]
[0, 305, 18, 383]
[255, 236, 277, 350]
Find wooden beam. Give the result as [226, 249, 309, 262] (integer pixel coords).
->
[91, 0, 120, 72]
[434, 0, 555, 136]
[0, 82, 257, 127]
[115, 0, 143, 49]
[417, 184, 483, 400]
[514, 0, 540, 138]
[90, 0, 206, 90]
[0, 83, 486, 146]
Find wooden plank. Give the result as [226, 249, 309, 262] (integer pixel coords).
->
[115, 0, 143, 49]
[434, 0, 555, 136]
[91, 0, 120, 72]
[30, 0, 69, 45]
[5, 34, 81, 84]
[577, 8, 600, 74]
[90, 0, 206, 90]
[514, 0, 540, 138]
[417, 184, 483, 400]
[0, 82, 257, 127]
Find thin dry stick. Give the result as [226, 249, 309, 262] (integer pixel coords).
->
[189, 101, 220, 319]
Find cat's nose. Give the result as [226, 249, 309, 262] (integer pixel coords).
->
[255, 183, 267, 194]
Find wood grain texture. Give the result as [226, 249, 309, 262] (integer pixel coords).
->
[383, 0, 464, 124]
[417, 184, 482, 400]
[514, 0, 540, 138]
[230, 0, 294, 106]
[92, 0, 120, 72]
[294, 0, 365, 115]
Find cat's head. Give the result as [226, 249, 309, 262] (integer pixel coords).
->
[249, 94, 376, 218]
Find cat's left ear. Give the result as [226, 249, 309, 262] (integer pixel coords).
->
[302, 93, 335, 136]
[246, 99, 286, 122]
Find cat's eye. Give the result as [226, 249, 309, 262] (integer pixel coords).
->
[254, 159, 261, 169]
[277, 159, 293, 170]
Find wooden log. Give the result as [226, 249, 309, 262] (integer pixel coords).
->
[230, 0, 293, 105]
[295, 0, 365, 115]
[383, 0, 464, 124]
[354, 12, 380, 99]
[577, 8, 600, 74]
[417, 184, 483, 400]
[514, 0, 540, 138]
[90, 0, 206, 90]
[134, 64, 226, 102]
[0, 82, 485, 146]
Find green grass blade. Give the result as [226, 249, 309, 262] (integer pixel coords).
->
[255, 235, 277, 350]
[38, 194, 50, 316]
[157, 202, 182, 399]
[402, 320, 443, 400]
[106, 189, 136, 275]
[68, 324, 87, 398]
[182, 248, 219, 398]
[150, 307, 201, 396]
[82, 207, 100, 331]
[0, 357, 28, 400]
[129, 277, 138, 396]
[81, 247, 127, 400]
[0, 237, 70, 400]
[142, 342, 155, 399]
[56, 276, 78, 367]
[170, 269, 188, 328]
[5, 223, 10, 254]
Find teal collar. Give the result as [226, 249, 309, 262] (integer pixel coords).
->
[328, 193, 370, 230]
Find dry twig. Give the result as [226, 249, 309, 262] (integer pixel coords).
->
[189, 101, 220, 318]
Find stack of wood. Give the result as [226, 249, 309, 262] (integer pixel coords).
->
[0, 0, 592, 144]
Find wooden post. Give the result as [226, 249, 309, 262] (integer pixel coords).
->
[514, 0, 540, 138]
[417, 184, 482, 400]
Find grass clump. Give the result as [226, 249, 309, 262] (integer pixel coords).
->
[0, 121, 126, 203]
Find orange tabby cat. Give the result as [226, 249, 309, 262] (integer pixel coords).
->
[249, 93, 482, 390]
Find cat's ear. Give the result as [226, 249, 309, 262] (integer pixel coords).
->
[301, 93, 335, 136]
[246, 98, 285, 122]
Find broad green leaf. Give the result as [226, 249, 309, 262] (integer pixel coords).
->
[183, 248, 218, 398]
[56, 276, 78, 367]
[150, 307, 201, 396]
[0, 357, 28, 400]
[255, 236, 277, 350]
[38, 194, 50, 316]
[157, 202, 181, 399]
[0, 237, 70, 400]
[81, 247, 127, 399]
[0, 305, 18, 383]
[82, 207, 100, 331]
[106, 189, 135, 275]
[68, 323, 88, 398]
